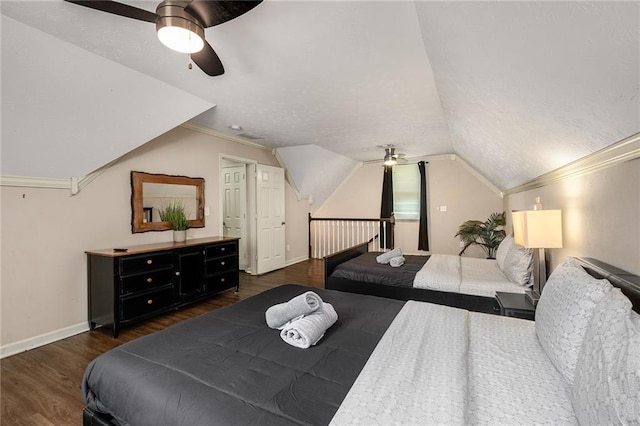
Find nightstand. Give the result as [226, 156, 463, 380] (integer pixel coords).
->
[495, 292, 536, 321]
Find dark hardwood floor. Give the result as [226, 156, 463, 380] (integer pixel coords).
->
[1, 259, 324, 426]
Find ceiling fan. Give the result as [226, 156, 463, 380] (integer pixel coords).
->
[379, 144, 406, 166]
[64, 0, 262, 76]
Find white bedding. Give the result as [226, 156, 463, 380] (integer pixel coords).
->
[414, 254, 461, 291]
[468, 312, 577, 424]
[331, 301, 577, 425]
[330, 301, 469, 425]
[460, 257, 526, 297]
[413, 255, 527, 297]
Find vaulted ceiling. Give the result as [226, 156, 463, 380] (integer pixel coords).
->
[2, 1, 638, 192]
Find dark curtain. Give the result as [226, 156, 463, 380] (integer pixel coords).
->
[380, 165, 394, 249]
[418, 161, 430, 251]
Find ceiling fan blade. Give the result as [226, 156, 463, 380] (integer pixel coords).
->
[185, 1, 262, 28]
[64, 1, 158, 23]
[191, 41, 224, 76]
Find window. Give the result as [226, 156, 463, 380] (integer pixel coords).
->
[392, 164, 421, 220]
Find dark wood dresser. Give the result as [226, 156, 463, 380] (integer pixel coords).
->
[86, 237, 239, 337]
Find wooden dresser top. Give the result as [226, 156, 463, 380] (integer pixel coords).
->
[86, 236, 239, 257]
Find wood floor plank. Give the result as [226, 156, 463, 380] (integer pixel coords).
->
[1, 260, 324, 426]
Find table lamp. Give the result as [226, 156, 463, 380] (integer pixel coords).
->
[512, 209, 563, 305]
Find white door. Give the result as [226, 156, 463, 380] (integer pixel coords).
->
[256, 164, 286, 274]
[222, 166, 248, 270]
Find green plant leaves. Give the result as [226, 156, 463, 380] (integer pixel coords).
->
[158, 202, 189, 231]
[455, 212, 506, 258]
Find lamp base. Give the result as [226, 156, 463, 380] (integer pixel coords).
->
[525, 289, 540, 306]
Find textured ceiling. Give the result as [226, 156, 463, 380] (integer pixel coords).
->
[415, 1, 640, 189]
[1, 1, 638, 190]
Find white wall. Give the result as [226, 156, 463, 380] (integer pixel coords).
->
[504, 157, 640, 276]
[315, 156, 504, 256]
[0, 126, 310, 356]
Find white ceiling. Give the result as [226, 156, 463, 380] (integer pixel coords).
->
[2, 1, 638, 190]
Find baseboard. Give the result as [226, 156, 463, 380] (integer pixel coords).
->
[285, 255, 309, 267]
[1, 322, 89, 359]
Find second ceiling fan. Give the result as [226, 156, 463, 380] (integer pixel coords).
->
[65, 0, 263, 76]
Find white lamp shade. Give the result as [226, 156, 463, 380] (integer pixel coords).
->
[512, 210, 563, 248]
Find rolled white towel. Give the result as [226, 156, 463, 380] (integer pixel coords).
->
[376, 248, 402, 264]
[389, 256, 405, 267]
[265, 291, 323, 329]
[280, 303, 338, 349]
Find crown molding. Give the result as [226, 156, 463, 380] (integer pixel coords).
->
[363, 153, 504, 198]
[180, 122, 270, 151]
[504, 132, 640, 196]
[1, 124, 269, 193]
[1, 124, 270, 194]
[0, 175, 71, 190]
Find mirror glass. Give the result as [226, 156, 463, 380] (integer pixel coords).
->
[131, 171, 205, 233]
[142, 183, 198, 222]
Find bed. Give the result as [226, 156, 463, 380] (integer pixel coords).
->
[324, 237, 532, 314]
[82, 257, 640, 425]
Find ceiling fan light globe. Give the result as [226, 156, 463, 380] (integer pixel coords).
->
[383, 155, 397, 166]
[156, 14, 205, 54]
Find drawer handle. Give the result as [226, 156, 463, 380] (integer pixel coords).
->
[221, 247, 226, 252]
[146, 259, 153, 265]
[147, 277, 153, 283]
[221, 261, 225, 266]
[221, 278, 225, 283]
[175, 271, 181, 277]
[147, 299, 153, 305]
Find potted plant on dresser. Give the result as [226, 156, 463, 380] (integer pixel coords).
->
[159, 202, 189, 242]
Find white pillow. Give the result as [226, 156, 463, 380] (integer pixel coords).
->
[572, 288, 640, 424]
[501, 243, 533, 286]
[535, 257, 613, 384]
[495, 235, 514, 271]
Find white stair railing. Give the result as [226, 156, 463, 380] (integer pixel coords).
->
[308, 213, 395, 259]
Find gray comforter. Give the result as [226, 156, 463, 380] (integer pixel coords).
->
[330, 252, 429, 287]
[82, 284, 404, 425]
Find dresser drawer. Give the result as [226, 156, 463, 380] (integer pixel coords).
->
[205, 255, 237, 275]
[205, 242, 237, 259]
[88, 238, 238, 337]
[120, 253, 173, 275]
[121, 288, 175, 321]
[120, 269, 174, 295]
[205, 271, 237, 294]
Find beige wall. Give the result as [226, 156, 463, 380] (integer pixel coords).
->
[315, 157, 504, 256]
[504, 157, 640, 276]
[0, 126, 310, 354]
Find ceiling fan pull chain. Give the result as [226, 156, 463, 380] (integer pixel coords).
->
[188, 54, 193, 70]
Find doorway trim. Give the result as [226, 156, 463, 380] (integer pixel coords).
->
[219, 154, 257, 273]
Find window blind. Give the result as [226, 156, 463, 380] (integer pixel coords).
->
[393, 164, 420, 220]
